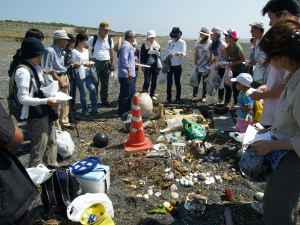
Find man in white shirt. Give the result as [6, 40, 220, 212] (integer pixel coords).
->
[89, 22, 115, 107]
[165, 27, 187, 104]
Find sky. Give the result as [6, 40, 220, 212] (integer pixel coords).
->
[0, 0, 270, 39]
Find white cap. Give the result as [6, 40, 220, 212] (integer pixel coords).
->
[147, 30, 157, 39]
[53, 30, 70, 40]
[231, 73, 253, 87]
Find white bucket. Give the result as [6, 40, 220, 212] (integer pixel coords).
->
[75, 165, 110, 194]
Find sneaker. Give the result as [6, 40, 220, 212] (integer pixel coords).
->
[62, 123, 74, 129]
[175, 99, 181, 104]
[192, 97, 198, 102]
[121, 112, 129, 121]
[90, 109, 99, 116]
[152, 96, 158, 101]
[254, 192, 264, 202]
[80, 111, 89, 118]
[101, 102, 111, 107]
[251, 202, 264, 215]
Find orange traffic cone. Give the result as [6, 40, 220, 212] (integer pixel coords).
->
[124, 95, 153, 153]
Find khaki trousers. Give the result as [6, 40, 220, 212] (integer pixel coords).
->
[56, 74, 70, 128]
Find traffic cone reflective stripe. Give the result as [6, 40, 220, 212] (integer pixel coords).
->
[131, 109, 141, 118]
[131, 120, 143, 130]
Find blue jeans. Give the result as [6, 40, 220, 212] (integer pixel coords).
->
[118, 77, 136, 115]
[75, 69, 98, 113]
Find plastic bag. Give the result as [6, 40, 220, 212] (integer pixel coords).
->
[160, 118, 183, 133]
[26, 164, 53, 185]
[235, 118, 253, 133]
[190, 69, 199, 88]
[182, 119, 207, 141]
[157, 71, 167, 85]
[206, 69, 219, 96]
[223, 68, 233, 87]
[79, 65, 86, 80]
[239, 147, 269, 181]
[157, 57, 163, 69]
[67, 193, 114, 222]
[56, 130, 75, 159]
[40, 81, 59, 97]
[110, 71, 117, 81]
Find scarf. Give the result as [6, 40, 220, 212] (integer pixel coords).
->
[144, 40, 160, 51]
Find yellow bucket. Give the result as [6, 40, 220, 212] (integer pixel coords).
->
[80, 203, 115, 225]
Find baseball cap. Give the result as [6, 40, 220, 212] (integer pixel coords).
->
[224, 30, 239, 41]
[99, 22, 111, 30]
[200, 27, 210, 36]
[231, 73, 253, 87]
[53, 30, 70, 40]
[147, 30, 157, 38]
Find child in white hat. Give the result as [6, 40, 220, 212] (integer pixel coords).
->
[231, 73, 254, 132]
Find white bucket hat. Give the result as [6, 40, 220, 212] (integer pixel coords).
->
[53, 30, 70, 40]
[147, 30, 157, 39]
[231, 73, 253, 87]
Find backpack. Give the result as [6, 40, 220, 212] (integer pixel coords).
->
[91, 35, 113, 55]
[8, 64, 33, 121]
[0, 150, 38, 224]
[41, 168, 82, 217]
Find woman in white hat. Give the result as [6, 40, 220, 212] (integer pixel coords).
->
[192, 27, 211, 102]
[140, 30, 161, 99]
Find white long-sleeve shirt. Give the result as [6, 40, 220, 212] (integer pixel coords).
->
[165, 39, 187, 66]
[15, 65, 51, 120]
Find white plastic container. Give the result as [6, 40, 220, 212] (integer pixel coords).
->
[75, 165, 110, 194]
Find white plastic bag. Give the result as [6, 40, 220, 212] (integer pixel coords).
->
[223, 68, 233, 87]
[160, 117, 183, 133]
[79, 65, 86, 80]
[110, 71, 117, 81]
[157, 72, 167, 85]
[56, 130, 75, 159]
[40, 81, 59, 97]
[26, 164, 53, 185]
[190, 68, 199, 88]
[52, 92, 72, 103]
[67, 193, 114, 222]
[206, 68, 219, 96]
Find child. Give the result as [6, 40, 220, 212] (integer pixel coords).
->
[231, 73, 254, 132]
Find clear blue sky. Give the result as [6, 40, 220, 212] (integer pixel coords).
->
[0, 0, 270, 39]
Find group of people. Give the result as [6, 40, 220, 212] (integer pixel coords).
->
[1, 0, 300, 224]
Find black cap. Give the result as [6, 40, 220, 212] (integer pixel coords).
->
[20, 37, 46, 59]
[170, 27, 182, 38]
